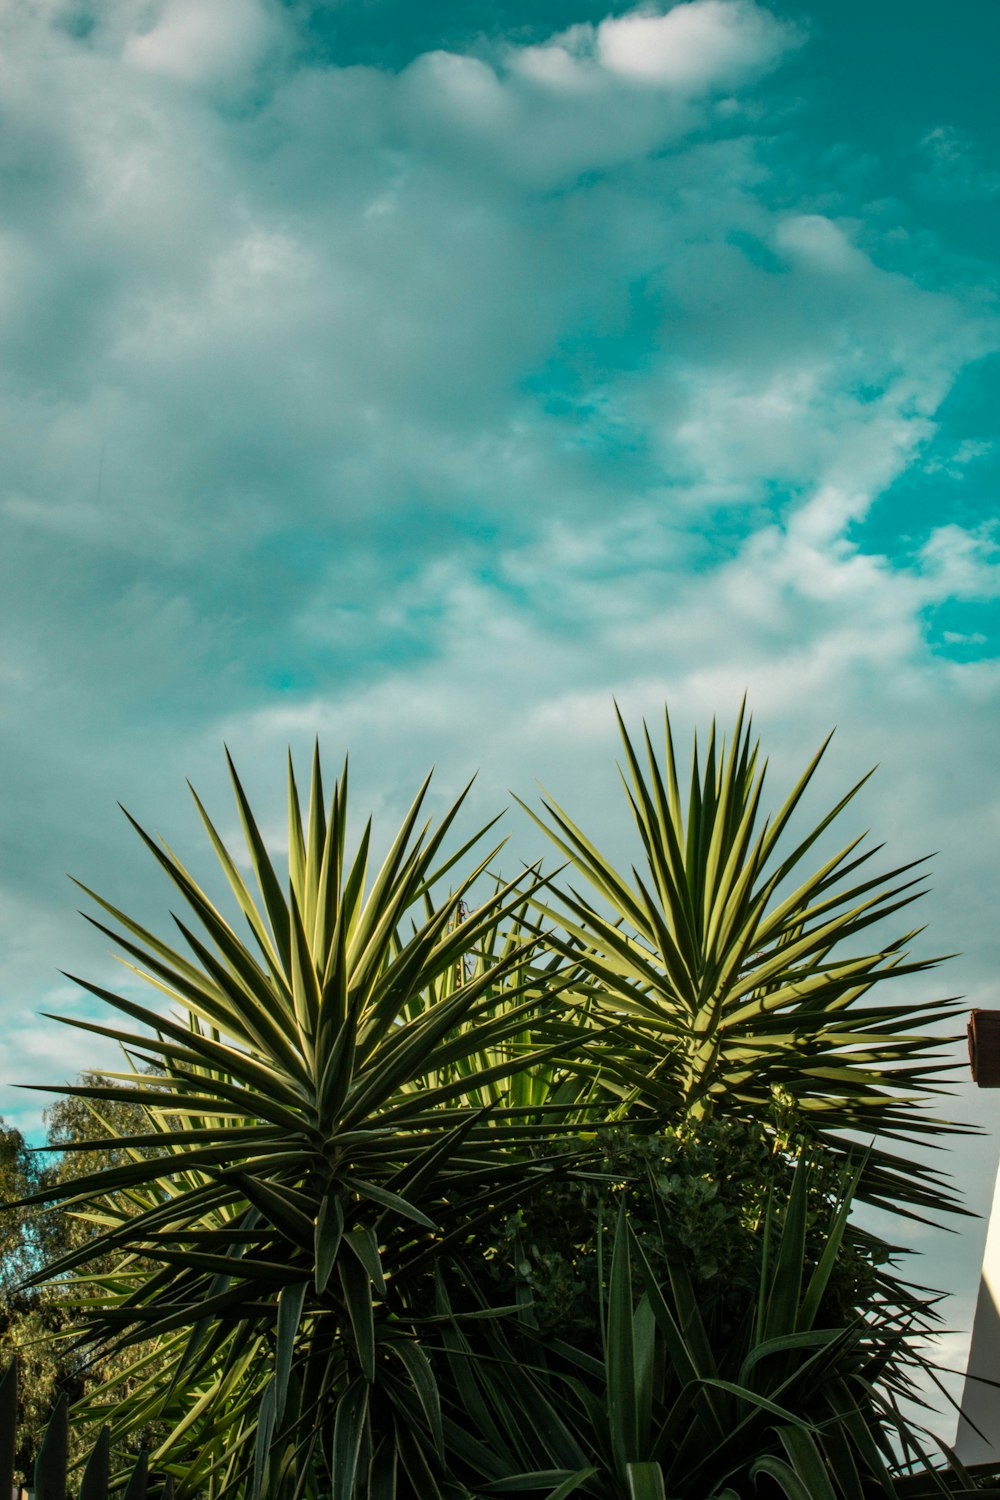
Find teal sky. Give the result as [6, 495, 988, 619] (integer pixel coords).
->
[1, 0, 998, 1432]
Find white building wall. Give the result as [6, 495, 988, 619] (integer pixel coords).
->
[958, 1159, 1000, 1462]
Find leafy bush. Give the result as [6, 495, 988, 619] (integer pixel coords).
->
[474, 1109, 888, 1352]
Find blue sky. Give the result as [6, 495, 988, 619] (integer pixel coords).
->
[1, 0, 999, 1429]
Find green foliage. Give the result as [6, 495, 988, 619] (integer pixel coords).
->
[475, 1110, 888, 1356]
[0, 1120, 69, 1482]
[1, 1087, 172, 1483]
[440, 1159, 994, 1500]
[1, 1119, 63, 1291]
[2, 706, 987, 1498]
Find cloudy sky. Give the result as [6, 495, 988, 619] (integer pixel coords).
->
[1, 0, 999, 1435]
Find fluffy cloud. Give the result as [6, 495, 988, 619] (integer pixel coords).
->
[122, 0, 286, 89]
[595, 0, 796, 86]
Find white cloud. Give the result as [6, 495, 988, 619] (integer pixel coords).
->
[404, 50, 513, 129]
[916, 124, 1000, 202]
[122, 0, 286, 90]
[511, 38, 600, 93]
[596, 0, 798, 89]
[503, 0, 800, 106]
[394, 1, 802, 185]
[920, 521, 999, 578]
[774, 212, 868, 273]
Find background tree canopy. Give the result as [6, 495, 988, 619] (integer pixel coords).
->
[1, 1082, 171, 1484]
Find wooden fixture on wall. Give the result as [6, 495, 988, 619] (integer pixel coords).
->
[968, 1010, 1000, 1087]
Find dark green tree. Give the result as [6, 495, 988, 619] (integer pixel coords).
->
[1, 1118, 70, 1482]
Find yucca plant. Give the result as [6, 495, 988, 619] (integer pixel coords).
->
[14, 750, 589, 1497]
[521, 703, 967, 1224]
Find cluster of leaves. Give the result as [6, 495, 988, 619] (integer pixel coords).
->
[1, 705, 987, 1498]
[476, 1110, 890, 1354]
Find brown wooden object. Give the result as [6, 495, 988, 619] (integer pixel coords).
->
[968, 1010, 1000, 1087]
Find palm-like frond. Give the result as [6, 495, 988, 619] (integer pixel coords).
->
[520, 704, 968, 1220]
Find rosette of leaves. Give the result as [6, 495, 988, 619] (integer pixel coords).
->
[15, 750, 581, 1498]
[521, 703, 968, 1225]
